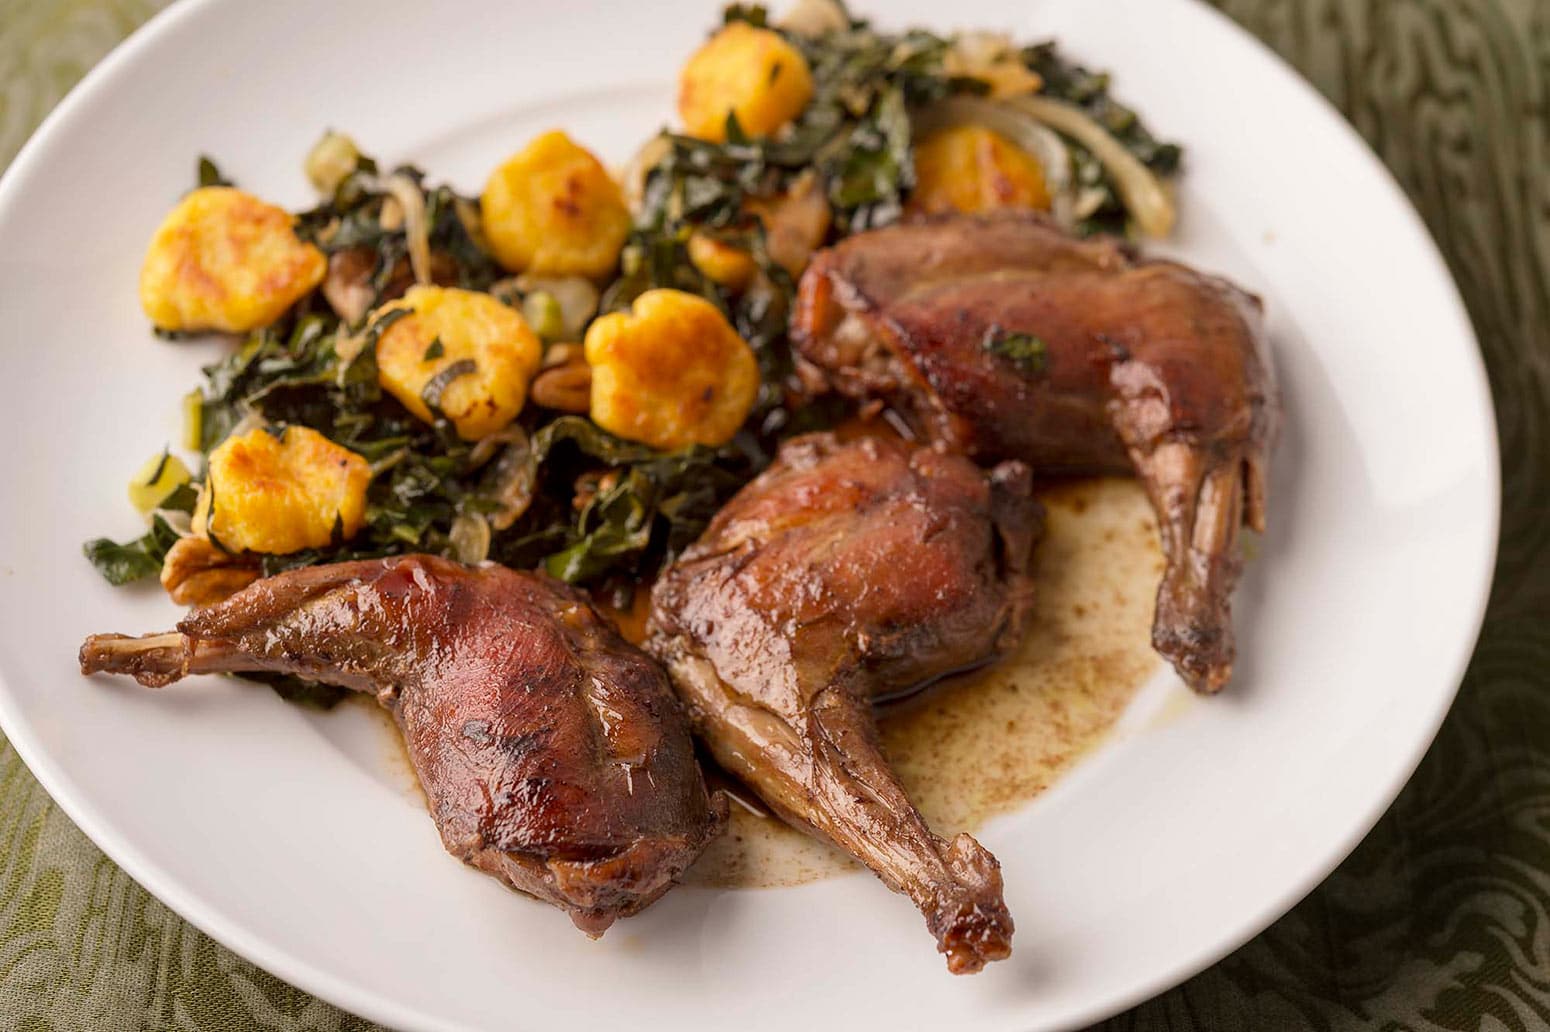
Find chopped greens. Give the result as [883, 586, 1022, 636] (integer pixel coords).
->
[98, 139, 763, 601]
[293, 164, 502, 309]
[699, 5, 967, 231]
[83, 513, 185, 586]
[186, 287, 755, 591]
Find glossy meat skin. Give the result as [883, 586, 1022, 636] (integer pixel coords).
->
[80, 556, 725, 935]
[793, 212, 1279, 692]
[648, 433, 1039, 973]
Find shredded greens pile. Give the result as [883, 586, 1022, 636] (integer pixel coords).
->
[86, 0, 1181, 622]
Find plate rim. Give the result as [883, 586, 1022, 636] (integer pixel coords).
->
[0, 0, 1501, 1029]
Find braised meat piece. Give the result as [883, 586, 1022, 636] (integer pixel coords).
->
[793, 212, 1280, 692]
[647, 433, 1039, 973]
[80, 555, 725, 935]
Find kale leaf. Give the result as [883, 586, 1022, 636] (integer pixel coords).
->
[83, 514, 183, 586]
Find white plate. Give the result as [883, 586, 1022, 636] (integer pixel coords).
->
[0, 0, 1497, 1029]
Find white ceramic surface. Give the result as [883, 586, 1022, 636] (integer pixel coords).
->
[0, 1, 1498, 1029]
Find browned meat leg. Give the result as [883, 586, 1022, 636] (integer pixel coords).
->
[793, 212, 1279, 692]
[1133, 442, 1248, 691]
[648, 434, 1039, 972]
[81, 556, 726, 934]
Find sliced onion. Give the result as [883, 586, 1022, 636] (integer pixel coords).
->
[380, 173, 433, 286]
[454, 196, 487, 254]
[1006, 95, 1176, 238]
[482, 428, 538, 532]
[224, 407, 269, 441]
[450, 512, 491, 565]
[334, 171, 435, 287]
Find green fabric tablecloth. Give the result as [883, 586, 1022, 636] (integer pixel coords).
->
[2, 1, 1544, 1028]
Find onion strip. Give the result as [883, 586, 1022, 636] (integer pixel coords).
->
[1006, 95, 1175, 238]
[450, 512, 491, 565]
[380, 173, 434, 286]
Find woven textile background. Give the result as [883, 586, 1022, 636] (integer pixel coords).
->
[1, 1, 1545, 1029]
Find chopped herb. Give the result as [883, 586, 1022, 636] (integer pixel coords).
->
[422, 338, 445, 361]
[142, 447, 172, 487]
[203, 478, 236, 556]
[196, 155, 231, 189]
[723, 2, 769, 27]
[981, 326, 1048, 374]
[160, 482, 199, 514]
[420, 359, 477, 414]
